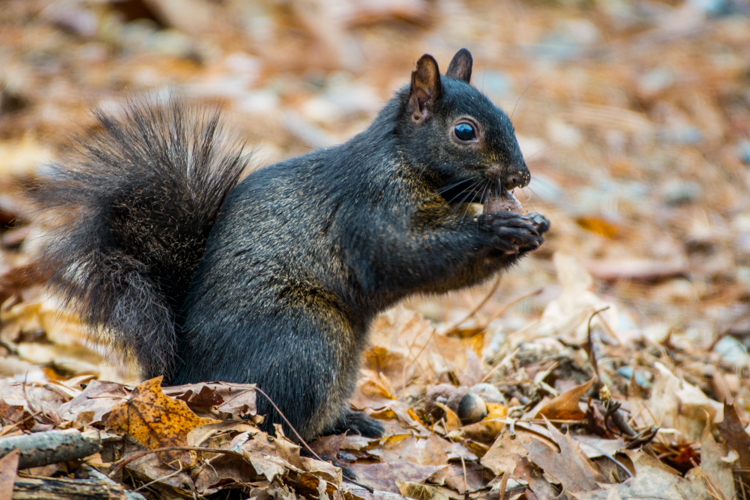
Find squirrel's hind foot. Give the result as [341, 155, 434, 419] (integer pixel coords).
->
[331, 410, 385, 438]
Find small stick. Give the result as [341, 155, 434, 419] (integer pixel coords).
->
[254, 387, 322, 462]
[481, 348, 519, 383]
[0, 429, 101, 469]
[110, 446, 244, 477]
[481, 287, 544, 328]
[584, 306, 610, 381]
[460, 454, 468, 495]
[448, 275, 503, 331]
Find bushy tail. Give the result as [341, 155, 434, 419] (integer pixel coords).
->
[33, 99, 248, 379]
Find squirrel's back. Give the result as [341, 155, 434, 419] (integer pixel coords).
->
[35, 100, 248, 378]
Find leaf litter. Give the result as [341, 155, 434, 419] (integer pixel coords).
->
[1, 0, 750, 498]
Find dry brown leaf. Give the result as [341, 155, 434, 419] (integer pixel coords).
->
[716, 402, 750, 469]
[512, 456, 560, 500]
[0, 399, 33, 430]
[363, 346, 413, 389]
[576, 450, 711, 500]
[397, 481, 451, 500]
[631, 362, 722, 441]
[533, 253, 619, 346]
[480, 430, 531, 475]
[272, 427, 305, 470]
[535, 378, 594, 421]
[452, 404, 506, 445]
[428, 462, 486, 494]
[456, 347, 483, 387]
[573, 435, 626, 459]
[0, 448, 19, 499]
[435, 402, 462, 433]
[107, 377, 220, 465]
[700, 413, 736, 500]
[351, 463, 447, 494]
[122, 449, 196, 496]
[248, 455, 287, 483]
[523, 420, 604, 493]
[187, 420, 258, 449]
[366, 432, 475, 467]
[163, 381, 257, 418]
[357, 370, 397, 401]
[58, 379, 131, 425]
[309, 432, 347, 458]
[194, 453, 262, 495]
[0, 379, 67, 417]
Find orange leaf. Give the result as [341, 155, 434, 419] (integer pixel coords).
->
[536, 378, 594, 421]
[107, 377, 220, 464]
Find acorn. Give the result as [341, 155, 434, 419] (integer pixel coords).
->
[470, 383, 505, 404]
[455, 391, 488, 425]
[484, 190, 523, 215]
[425, 384, 457, 420]
[448, 386, 488, 425]
[426, 384, 489, 425]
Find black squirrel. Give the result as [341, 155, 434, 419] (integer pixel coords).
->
[36, 49, 549, 441]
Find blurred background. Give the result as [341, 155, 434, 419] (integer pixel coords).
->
[1, 0, 750, 383]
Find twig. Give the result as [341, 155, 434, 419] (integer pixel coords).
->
[253, 387, 322, 462]
[448, 275, 503, 331]
[134, 460, 184, 492]
[497, 470, 509, 500]
[584, 306, 610, 381]
[0, 411, 41, 437]
[110, 446, 244, 477]
[480, 287, 544, 328]
[604, 402, 637, 438]
[481, 348, 519, 383]
[460, 454, 468, 495]
[0, 429, 101, 469]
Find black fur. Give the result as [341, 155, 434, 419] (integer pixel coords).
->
[34, 100, 248, 378]
[37, 50, 548, 442]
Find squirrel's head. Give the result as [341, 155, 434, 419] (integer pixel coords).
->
[396, 49, 529, 204]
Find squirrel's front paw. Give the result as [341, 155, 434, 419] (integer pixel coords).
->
[526, 212, 550, 236]
[478, 211, 545, 254]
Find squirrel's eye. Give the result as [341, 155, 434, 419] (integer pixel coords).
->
[454, 123, 476, 142]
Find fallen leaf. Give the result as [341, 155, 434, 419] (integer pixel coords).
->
[631, 362, 723, 441]
[716, 401, 750, 469]
[350, 462, 446, 494]
[366, 432, 475, 467]
[576, 450, 711, 500]
[0, 448, 19, 499]
[58, 379, 131, 425]
[310, 432, 346, 458]
[428, 462, 486, 493]
[107, 377, 220, 465]
[397, 481, 451, 500]
[512, 456, 560, 500]
[194, 453, 262, 495]
[163, 381, 257, 418]
[523, 420, 604, 493]
[700, 413, 736, 500]
[535, 378, 594, 421]
[480, 429, 531, 475]
[364, 346, 414, 389]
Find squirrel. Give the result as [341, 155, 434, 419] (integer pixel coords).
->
[35, 49, 549, 442]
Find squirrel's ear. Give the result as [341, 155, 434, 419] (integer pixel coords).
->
[409, 54, 441, 123]
[446, 48, 472, 83]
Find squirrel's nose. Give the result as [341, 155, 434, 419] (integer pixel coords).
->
[505, 169, 530, 190]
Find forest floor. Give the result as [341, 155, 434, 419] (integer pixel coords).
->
[0, 0, 749, 498]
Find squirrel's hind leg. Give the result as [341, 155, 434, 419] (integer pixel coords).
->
[323, 409, 384, 438]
